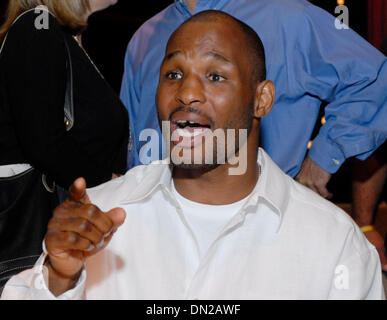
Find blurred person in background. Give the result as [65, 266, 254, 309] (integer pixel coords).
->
[0, 0, 128, 291]
[351, 142, 387, 272]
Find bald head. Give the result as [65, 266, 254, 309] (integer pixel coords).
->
[168, 10, 266, 83]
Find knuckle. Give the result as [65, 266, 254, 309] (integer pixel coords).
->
[84, 204, 99, 219]
[53, 203, 75, 218]
[45, 231, 55, 243]
[52, 206, 64, 217]
[47, 219, 58, 230]
[79, 219, 93, 233]
[66, 232, 79, 244]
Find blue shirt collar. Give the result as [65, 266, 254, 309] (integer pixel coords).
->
[174, 0, 228, 18]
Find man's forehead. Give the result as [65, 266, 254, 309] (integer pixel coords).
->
[165, 50, 233, 66]
[166, 20, 246, 59]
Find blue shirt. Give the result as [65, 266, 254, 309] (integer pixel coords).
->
[120, 0, 387, 177]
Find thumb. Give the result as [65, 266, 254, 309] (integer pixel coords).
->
[68, 177, 90, 204]
[105, 207, 126, 229]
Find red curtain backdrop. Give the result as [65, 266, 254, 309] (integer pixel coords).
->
[368, 0, 387, 49]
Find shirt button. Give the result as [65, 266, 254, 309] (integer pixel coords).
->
[332, 159, 340, 165]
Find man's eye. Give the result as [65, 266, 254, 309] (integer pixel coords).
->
[166, 72, 182, 80]
[208, 74, 225, 82]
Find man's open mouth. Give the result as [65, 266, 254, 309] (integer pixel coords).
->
[174, 120, 211, 137]
[170, 112, 212, 146]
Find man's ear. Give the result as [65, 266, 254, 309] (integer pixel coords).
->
[253, 80, 275, 118]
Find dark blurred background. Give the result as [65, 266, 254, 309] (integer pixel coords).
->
[0, 0, 385, 203]
[0, 0, 371, 94]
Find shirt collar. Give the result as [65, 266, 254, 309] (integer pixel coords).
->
[119, 159, 172, 204]
[174, 0, 228, 17]
[120, 148, 290, 224]
[248, 148, 290, 229]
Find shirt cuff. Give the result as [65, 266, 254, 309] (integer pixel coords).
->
[27, 254, 86, 300]
[308, 135, 346, 174]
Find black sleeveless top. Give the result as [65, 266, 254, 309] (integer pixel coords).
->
[0, 10, 129, 188]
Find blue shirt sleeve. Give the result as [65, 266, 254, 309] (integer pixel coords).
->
[298, 4, 387, 173]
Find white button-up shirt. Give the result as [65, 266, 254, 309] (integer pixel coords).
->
[1, 149, 385, 300]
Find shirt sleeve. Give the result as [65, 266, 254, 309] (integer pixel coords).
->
[0, 254, 86, 300]
[5, 14, 112, 188]
[293, 4, 387, 174]
[327, 225, 385, 299]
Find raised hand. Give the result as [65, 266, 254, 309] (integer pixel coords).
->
[44, 178, 126, 296]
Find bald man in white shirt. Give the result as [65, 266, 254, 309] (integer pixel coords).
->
[2, 10, 384, 300]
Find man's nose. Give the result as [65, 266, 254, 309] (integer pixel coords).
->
[175, 74, 206, 106]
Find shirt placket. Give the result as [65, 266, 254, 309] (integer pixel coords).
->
[162, 183, 261, 299]
[183, 196, 259, 299]
[183, 210, 250, 299]
[160, 185, 202, 290]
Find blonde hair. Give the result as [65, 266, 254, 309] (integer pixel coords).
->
[0, 0, 91, 43]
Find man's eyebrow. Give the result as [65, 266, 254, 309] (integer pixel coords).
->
[165, 51, 183, 60]
[164, 50, 232, 64]
[206, 51, 233, 64]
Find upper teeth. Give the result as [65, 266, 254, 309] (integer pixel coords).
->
[177, 120, 196, 125]
[177, 129, 206, 137]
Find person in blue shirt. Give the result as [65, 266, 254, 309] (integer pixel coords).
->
[351, 142, 387, 272]
[120, 0, 387, 200]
